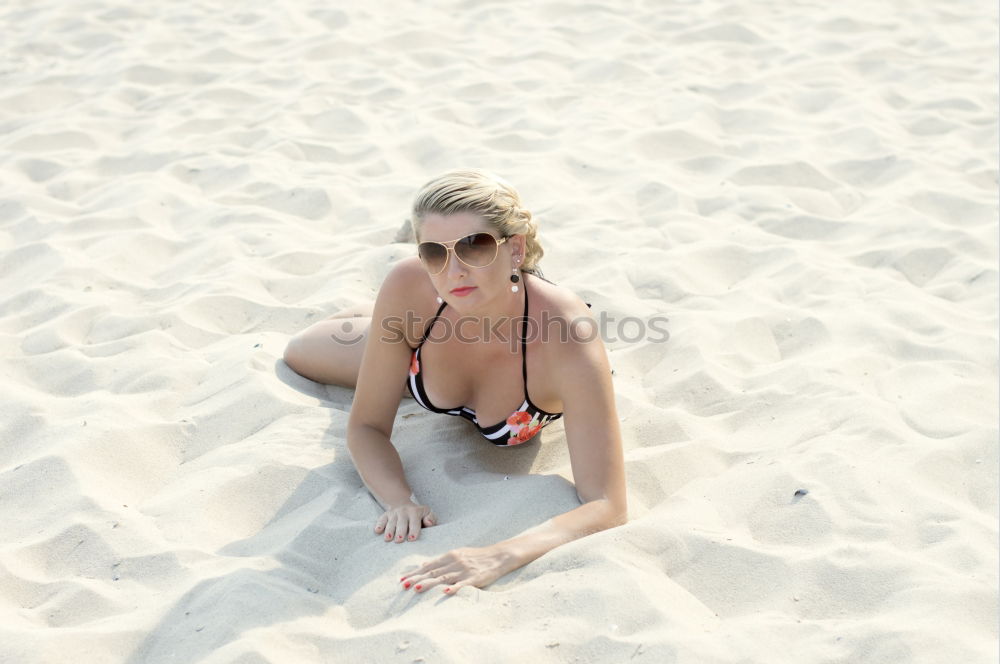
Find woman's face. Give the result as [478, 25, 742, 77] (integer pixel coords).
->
[417, 211, 525, 314]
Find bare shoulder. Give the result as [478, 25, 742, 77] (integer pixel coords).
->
[525, 272, 592, 321]
[375, 256, 438, 348]
[381, 256, 431, 295]
[526, 274, 602, 364]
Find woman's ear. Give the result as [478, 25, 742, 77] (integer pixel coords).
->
[513, 234, 527, 263]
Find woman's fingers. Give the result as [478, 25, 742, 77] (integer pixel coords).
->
[403, 564, 463, 593]
[377, 505, 435, 542]
[406, 512, 423, 541]
[442, 579, 470, 595]
[400, 546, 507, 595]
[400, 563, 436, 590]
[393, 518, 408, 543]
[374, 513, 388, 534]
[412, 571, 461, 593]
[383, 512, 399, 541]
[401, 559, 451, 583]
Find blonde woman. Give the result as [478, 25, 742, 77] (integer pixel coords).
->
[283, 169, 627, 594]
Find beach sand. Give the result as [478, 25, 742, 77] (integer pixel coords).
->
[1, 1, 997, 662]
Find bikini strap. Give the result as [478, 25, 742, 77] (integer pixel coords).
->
[520, 278, 530, 395]
[417, 300, 448, 348]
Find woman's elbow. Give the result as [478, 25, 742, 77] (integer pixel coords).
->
[580, 493, 628, 529]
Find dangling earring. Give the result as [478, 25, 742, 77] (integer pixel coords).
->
[510, 266, 520, 293]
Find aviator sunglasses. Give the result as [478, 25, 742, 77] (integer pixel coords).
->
[417, 232, 509, 275]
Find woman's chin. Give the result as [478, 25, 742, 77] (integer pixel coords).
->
[447, 294, 487, 315]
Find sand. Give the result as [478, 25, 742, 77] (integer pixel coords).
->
[1, 0, 997, 662]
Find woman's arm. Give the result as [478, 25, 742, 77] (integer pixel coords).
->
[347, 259, 438, 541]
[346, 424, 414, 509]
[497, 309, 627, 565]
[401, 302, 628, 594]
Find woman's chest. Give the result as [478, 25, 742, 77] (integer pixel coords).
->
[418, 334, 561, 424]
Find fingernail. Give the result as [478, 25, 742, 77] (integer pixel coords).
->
[404, 582, 411, 589]
[415, 585, 422, 591]
[409, 535, 416, 540]
[400, 576, 407, 582]
[444, 588, 450, 593]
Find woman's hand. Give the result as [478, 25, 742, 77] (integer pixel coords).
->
[375, 500, 437, 543]
[399, 545, 519, 594]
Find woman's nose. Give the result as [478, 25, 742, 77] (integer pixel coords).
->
[445, 248, 467, 278]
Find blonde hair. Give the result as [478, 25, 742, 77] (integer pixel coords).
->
[411, 169, 545, 275]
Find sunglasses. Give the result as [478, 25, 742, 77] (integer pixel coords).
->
[417, 232, 509, 275]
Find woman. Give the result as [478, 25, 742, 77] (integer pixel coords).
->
[283, 169, 627, 595]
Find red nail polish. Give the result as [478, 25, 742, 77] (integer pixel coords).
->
[400, 577, 407, 582]
[404, 582, 411, 589]
[444, 588, 450, 593]
[415, 585, 422, 590]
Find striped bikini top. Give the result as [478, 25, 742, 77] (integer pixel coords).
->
[405, 281, 563, 446]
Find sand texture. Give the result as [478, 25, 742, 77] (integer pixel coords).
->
[1, 1, 997, 663]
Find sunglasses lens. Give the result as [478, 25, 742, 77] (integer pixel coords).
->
[418, 233, 501, 273]
[455, 233, 499, 267]
[417, 243, 448, 273]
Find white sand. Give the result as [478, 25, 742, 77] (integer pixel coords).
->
[1, 1, 997, 662]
